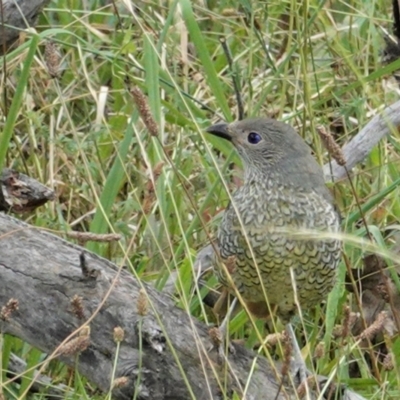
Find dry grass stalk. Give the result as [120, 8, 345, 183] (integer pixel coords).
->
[114, 326, 125, 343]
[143, 161, 165, 214]
[357, 311, 388, 341]
[296, 375, 317, 398]
[383, 353, 394, 370]
[0, 298, 19, 321]
[341, 305, 351, 339]
[45, 41, 62, 78]
[263, 332, 283, 347]
[313, 341, 325, 359]
[280, 330, 292, 377]
[130, 87, 159, 136]
[71, 295, 85, 320]
[113, 376, 129, 388]
[208, 327, 222, 348]
[66, 231, 121, 244]
[58, 326, 90, 356]
[316, 125, 346, 166]
[137, 288, 148, 316]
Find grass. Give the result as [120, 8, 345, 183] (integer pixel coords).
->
[2, 0, 400, 398]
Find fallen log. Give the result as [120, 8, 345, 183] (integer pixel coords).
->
[0, 212, 298, 400]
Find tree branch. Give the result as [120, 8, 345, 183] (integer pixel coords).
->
[323, 99, 400, 182]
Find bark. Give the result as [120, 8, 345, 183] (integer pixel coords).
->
[0, 212, 298, 400]
[0, 0, 50, 53]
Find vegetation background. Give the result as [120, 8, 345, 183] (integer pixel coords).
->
[2, 0, 400, 398]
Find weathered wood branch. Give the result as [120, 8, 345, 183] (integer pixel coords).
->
[323, 99, 400, 181]
[8, 353, 69, 397]
[0, 212, 299, 400]
[0, 168, 54, 212]
[0, 0, 50, 53]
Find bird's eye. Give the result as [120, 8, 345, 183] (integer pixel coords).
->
[247, 132, 262, 144]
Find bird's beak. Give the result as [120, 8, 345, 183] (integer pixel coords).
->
[206, 123, 232, 141]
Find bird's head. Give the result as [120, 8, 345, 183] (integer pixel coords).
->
[206, 117, 327, 191]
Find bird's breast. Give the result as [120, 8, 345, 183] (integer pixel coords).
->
[215, 183, 341, 309]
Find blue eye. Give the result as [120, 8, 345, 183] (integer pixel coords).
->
[248, 132, 261, 144]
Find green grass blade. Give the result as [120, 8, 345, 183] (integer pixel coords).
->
[179, 0, 232, 121]
[0, 35, 39, 170]
[87, 116, 136, 254]
[346, 177, 400, 227]
[144, 35, 161, 126]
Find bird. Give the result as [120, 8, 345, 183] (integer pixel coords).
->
[206, 117, 341, 380]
